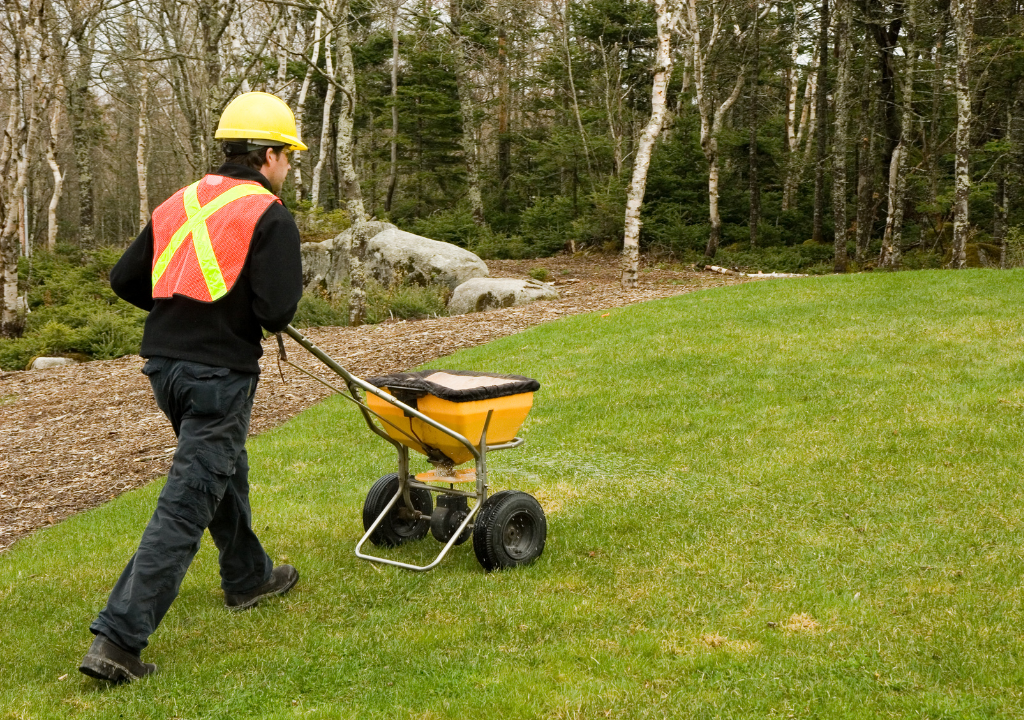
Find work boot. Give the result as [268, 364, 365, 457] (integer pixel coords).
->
[224, 564, 299, 611]
[79, 634, 157, 684]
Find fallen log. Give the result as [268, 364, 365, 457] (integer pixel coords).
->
[706, 265, 809, 279]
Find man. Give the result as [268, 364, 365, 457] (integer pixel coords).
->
[79, 92, 307, 684]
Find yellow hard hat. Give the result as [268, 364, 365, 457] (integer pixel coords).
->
[216, 92, 308, 151]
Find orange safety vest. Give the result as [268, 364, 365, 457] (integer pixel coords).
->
[151, 175, 281, 302]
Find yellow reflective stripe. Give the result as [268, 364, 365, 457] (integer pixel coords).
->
[152, 180, 273, 299]
[152, 181, 201, 286]
[190, 207, 228, 300]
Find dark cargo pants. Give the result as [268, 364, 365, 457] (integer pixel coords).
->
[91, 357, 273, 654]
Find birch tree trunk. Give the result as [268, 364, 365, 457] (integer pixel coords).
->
[137, 86, 150, 231]
[497, 18, 511, 209]
[311, 16, 335, 209]
[879, 12, 916, 270]
[385, 0, 400, 212]
[782, 51, 818, 211]
[855, 62, 877, 262]
[1, 0, 42, 335]
[562, 0, 592, 178]
[620, 0, 675, 289]
[334, 0, 366, 222]
[293, 10, 323, 203]
[682, 0, 750, 260]
[449, 0, 486, 225]
[832, 0, 851, 271]
[748, 10, 760, 249]
[949, 0, 976, 269]
[812, 0, 829, 244]
[46, 105, 63, 251]
[601, 38, 624, 177]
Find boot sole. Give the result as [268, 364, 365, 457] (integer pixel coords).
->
[79, 655, 156, 684]
[226, 570, 299, 611]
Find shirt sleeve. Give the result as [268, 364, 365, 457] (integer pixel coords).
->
[247, 202, 303, 333]
[110, 223, 156, 312]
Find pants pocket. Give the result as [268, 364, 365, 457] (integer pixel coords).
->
[182, 364, 232, 416]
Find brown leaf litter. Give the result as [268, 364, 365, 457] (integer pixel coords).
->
[0, 257, 744, 553]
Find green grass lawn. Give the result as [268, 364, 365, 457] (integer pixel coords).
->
[3, 270, 1024, 719]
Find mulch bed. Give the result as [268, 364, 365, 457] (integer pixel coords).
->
[0, 256, 744, 553]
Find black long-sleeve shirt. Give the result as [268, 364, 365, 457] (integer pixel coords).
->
[111, 163, 303, 374]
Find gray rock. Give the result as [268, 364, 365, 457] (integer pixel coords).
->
[447, 277, 559, 315]
[364, 227, 488, 290]
[30, 356, 76, 370]
[300, 220, 394, 296]
[300, 221, 488, 296]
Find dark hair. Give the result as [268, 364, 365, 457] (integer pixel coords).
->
[223, 144, 284, 171]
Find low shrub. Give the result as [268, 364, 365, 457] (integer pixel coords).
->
[0, 245, 147, 370]
[519, 195, 575, 256]
[292, 204, 351, 243]
[291, 290, 350, 328]
[469, 233, 531, 259]
[409, 205, 487, 248]
[365, 279, 449, 323]
[292, 278, 451, 328]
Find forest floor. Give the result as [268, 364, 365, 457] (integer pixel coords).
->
[0, 255, 746, 553]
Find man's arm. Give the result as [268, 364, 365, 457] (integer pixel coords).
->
[110, 224, 156, 312]
[248, 204, 303, 332]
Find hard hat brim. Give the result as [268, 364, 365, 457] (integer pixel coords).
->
[215, 127, 308, 152]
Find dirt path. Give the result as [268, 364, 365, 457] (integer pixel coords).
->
[0, 257, 743, 552]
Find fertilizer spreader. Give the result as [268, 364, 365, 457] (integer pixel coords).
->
[279, 325, 547, 572]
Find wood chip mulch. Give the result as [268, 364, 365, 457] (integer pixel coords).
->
[0, 257, 744, 553]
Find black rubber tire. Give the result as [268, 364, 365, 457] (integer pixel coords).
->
[430, 507, 472, 546]
[472, 491, 546, 571]
[362, 473, 432, 547]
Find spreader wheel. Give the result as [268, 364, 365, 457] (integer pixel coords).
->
[472, 491, 546, 571]
[362, 473, 432, 547]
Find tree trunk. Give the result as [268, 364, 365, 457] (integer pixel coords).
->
[385, 2, 399, 212]
[1, 1, 42, 335]
[312, 18, 335, 209]
[813, 0, 829, 244]
[448, 0, 485, 225]
[748, 11, 760, 249]
[855, 66, 877, 262]
[701, 71, 747, 259]
[706, 138, 724, 257]
[782, 51, 818, 211]
[68, 22, 96, 242]
[832, 0, 850, 272]
[137, 86, 150, 232]
[601, 38, 624, 177]
[867, 15, 902, 232]
[46, 105, 62, 251]
[562, 0, 592, 179]
[335, 0, 366, 222]
[497, 19, 511, 211]
[293, 10, 323, 203]
[879, 13, 916, 270]
[620, 0, 675, 288]
[949, 0, 976, 269]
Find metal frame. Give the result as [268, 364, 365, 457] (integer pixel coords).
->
[283, 325, 525, 571]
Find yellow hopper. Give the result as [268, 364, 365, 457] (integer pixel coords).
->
[365, 371, 536, 466]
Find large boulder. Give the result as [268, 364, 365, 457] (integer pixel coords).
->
[447, 278, 559, 316]
[365, 227, 488, 290]
[301, 221, 393, 296]
[301, 222, 488, 296]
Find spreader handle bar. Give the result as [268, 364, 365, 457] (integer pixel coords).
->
[283, 325, 482, 461]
